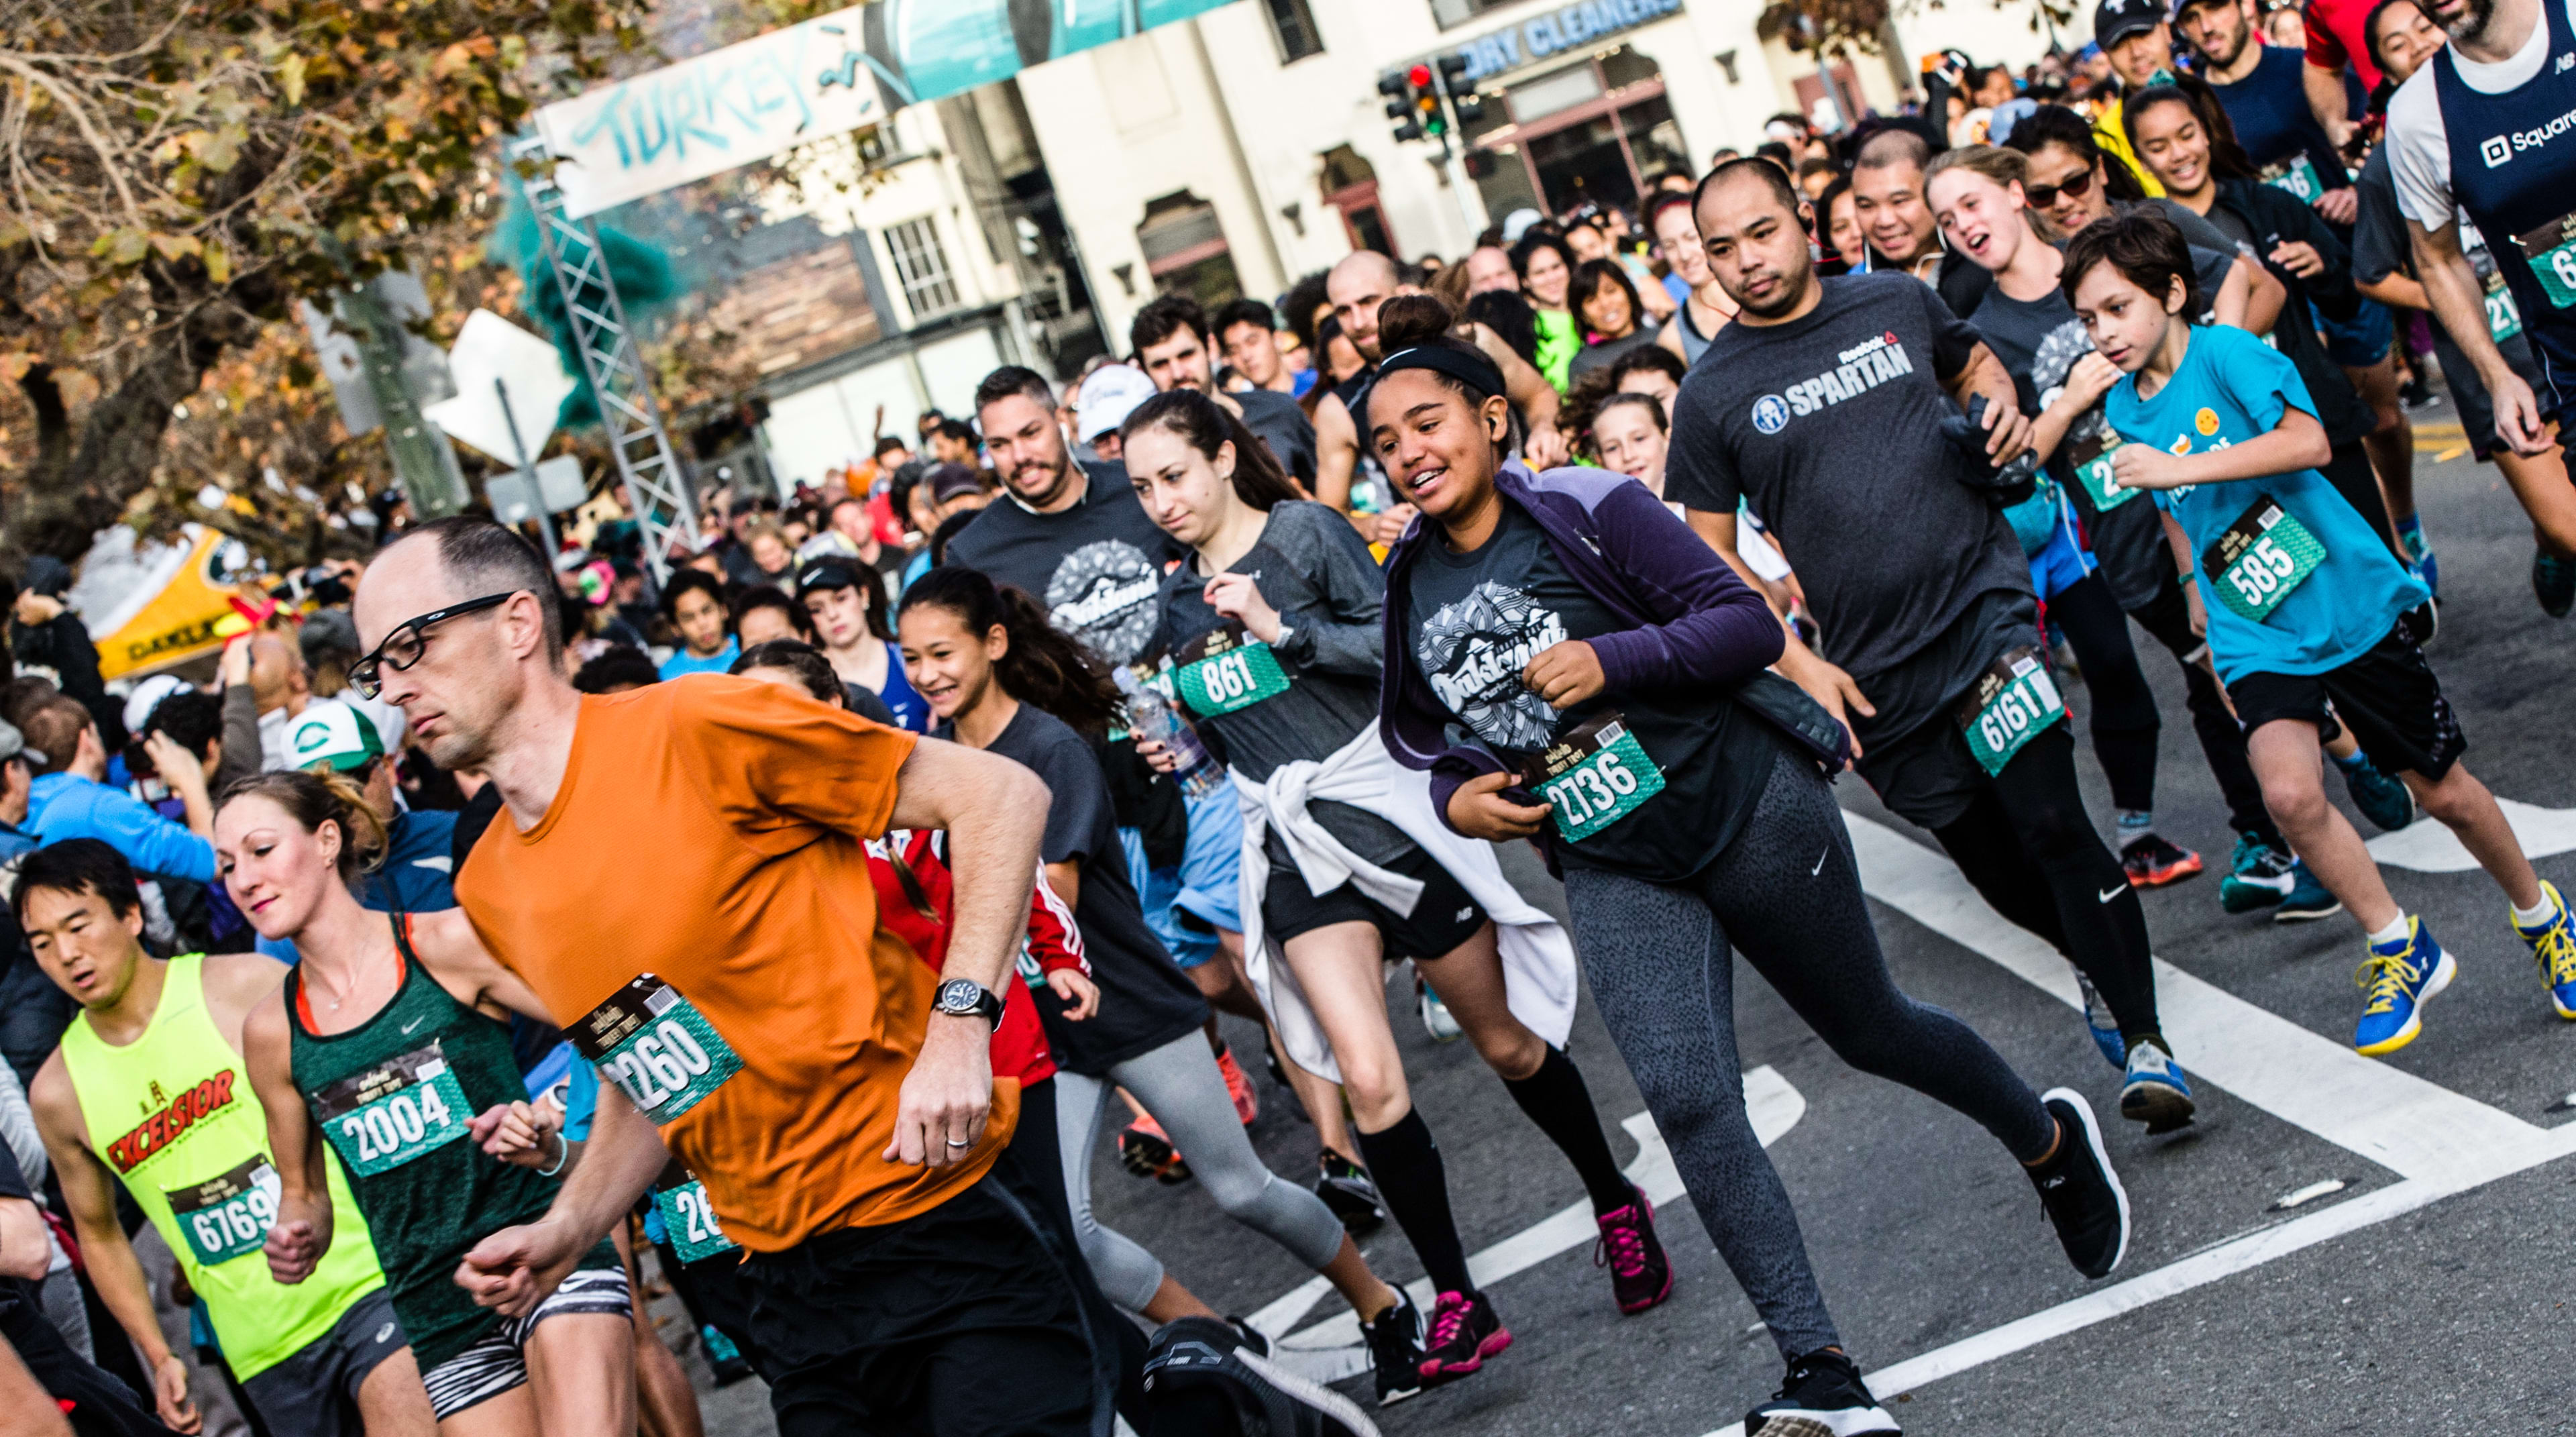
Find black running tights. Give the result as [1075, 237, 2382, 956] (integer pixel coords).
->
[1929, 722, 2165, 1047]
[2043, 573, 2160, 816]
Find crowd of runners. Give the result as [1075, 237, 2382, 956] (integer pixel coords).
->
[1, 0, 2573, 1431]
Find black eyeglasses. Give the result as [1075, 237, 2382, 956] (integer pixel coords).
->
[2024, 167, 2096, 209]
[347, 592, 517, 699]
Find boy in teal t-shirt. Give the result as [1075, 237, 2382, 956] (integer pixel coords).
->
[2065, 211, 2576, 1057]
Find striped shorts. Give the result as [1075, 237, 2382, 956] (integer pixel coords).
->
[418, 1265, 633, 1420]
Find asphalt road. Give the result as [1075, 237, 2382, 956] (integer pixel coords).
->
[688, 392, 2576, 1436]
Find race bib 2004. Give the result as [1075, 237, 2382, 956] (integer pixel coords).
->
[1523, 712, 1664, 843]
[2515, 212, 2576, 309]
[573, 976, 743, 1126]
[313, 1043, 470, 1178]
[1956, 647, 2066, 778]
[2067, 431, 2142, 512]
[653, 1168, 739, 1265]
[2200, 494, 2325, 623]
[166, 1154, 281, 1266]
[1173, 624, 1291, 717]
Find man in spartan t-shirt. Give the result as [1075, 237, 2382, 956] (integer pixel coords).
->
[350, 517, 1097, 1437]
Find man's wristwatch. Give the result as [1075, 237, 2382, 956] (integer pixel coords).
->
[932, 978, 1005, 1029]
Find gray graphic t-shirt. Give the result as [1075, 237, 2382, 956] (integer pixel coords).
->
[945, 460, 1187, 667]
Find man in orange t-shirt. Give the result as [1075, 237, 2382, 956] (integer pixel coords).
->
[347, 517, 1097, 1436]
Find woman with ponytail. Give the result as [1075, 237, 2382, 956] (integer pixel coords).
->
[1369, 292, 2135, 1436]
[1120, 386, 1668, 1399]
[219, 771, 638, 1434]
[892, 566, 1417, 1411]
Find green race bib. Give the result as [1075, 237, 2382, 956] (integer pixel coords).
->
[313, 1043, 470, 1178]
[2515, 213, 2576, 309]
[1173, 626, 1291, 717]
[574, 976, 743, 1126]
[1524, 714, 1664, 843]
[2261, 154, 2325, 203]
[2068, 433, 2141, 512]
[653, 1170, 739, 1264]
[1956, 647, 2066, 778]
[2201, 494, 2326, 623]
[166, 1155, 281, 1266]
[2484, 270, 2525, 341]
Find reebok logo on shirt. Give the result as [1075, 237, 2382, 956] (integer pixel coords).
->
[1773, 331, 1917, 421]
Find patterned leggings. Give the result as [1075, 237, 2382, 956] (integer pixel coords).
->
[1562, 752, 2056, 1361]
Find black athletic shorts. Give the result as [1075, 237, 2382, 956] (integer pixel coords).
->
[2227, 623, 2466, 780]
[1263, 841, 1487, 960]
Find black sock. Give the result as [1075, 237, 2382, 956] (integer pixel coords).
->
[1503, 1045, 1632, 1215]
[1354, 1109, 1473, 1296]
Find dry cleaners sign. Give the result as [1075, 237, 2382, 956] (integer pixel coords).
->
[1452, 0, 1683, 84]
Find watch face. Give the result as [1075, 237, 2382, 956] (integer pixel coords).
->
[936, 979, 982, 1014]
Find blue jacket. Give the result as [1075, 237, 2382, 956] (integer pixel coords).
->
[27, 771, 215, 883]
[1378, 461, 1825, 847]
[360, 808, 459, 914]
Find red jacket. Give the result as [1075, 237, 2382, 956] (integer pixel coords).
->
[866, 829, 1085, 1088]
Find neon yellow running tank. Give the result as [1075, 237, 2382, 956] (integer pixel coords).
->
[57, 954, 388, 1379]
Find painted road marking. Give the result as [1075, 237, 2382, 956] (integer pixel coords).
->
[1252, 1069, 1805, 1383]
[1844, 814, 2552, 1182]
[1678, 816, 2576, 1436]
[2368, 798, 2576, 873]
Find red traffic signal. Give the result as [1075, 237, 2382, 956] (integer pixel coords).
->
[1408, 63, 1433, 88]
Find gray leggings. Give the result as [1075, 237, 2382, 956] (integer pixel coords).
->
[1055, 1031, 1347, 1312]
[1563, 752, 2056, 1361]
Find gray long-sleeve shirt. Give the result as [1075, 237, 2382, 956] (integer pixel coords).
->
[1152, 500, 1409, 863]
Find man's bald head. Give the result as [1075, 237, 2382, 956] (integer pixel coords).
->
[1327, 250, 1410, 362]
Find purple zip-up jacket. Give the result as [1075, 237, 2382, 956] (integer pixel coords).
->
[1378, 460, 1798, 839]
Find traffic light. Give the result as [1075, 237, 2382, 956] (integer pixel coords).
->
[1379, 68, 1423, 142]
[1435, 54, 1485, 126]
[1410, 64, 1446, 138]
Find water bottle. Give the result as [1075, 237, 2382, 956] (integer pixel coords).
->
[1117, 669, 1224, 801]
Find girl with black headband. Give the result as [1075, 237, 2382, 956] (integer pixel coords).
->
[1119, 387, 1663, 1401]
[1368, 293, 2135, 1437]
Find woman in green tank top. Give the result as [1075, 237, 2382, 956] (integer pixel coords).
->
[223, 770, 637, 1434]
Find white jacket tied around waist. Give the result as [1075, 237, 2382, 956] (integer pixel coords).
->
[1231, 725, 1578, 1082]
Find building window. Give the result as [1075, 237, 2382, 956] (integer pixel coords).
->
[1466, 48, 1686, 219]
[1428, 0, 1517, 30]
[885, 217, 962, 320]
[1138, 193, 1242, 311]
[1264, 0, 1325, 60]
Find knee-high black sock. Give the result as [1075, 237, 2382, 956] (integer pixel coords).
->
[1503, 1045, 1632, 1215]
[1354, 1109, 1474, 1296]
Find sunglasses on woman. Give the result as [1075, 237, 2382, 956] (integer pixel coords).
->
[2023, 166, 2096, 209]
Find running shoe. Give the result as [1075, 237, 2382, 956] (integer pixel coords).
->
[2353, 916, 2457, 1056]
[2399, 517, 2438, 597]
[1216, 1045, 1260, 1127]
[2030, 1089, 2131, 1279]
[1416, 976, 1462, 1044]
[1142, 1315, 1381, 1437]
[1358, 1290, 1426, 1407]
[2220, 833, 2297, 914]
[1415, 1290, 1510, 1386]
[1119, 1115, 1191, 1184]
[2336, 751, 2419, 832]
[1592, 1184, 1674, 1314]
[700, 1326, 755, 1387]
[2119, 833, 2204, 888]
[1316, 1151, 1385, 1232]
[2118, 1040, 2196, 1134]
[2274, 861, 2345, 923]
[2073, 971, 2126, 1069]
[2534, 549, 2576, 619]
[1743, 1348, 1900, 1437]
[2512, 880, 2576, 1020]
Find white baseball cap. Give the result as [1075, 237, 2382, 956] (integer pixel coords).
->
[1075, 364, 1159, 445]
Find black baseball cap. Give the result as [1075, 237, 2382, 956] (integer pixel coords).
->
[2095, 0, 2165, 46]
[795, 557, 865, 593]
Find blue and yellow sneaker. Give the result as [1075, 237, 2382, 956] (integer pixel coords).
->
[2118, 1041, 2196, 1134]
[2220, 833, 2296, 914]
[2511, 880, 2576, 1020]
[2353, 916, 2457, 1056]
[2074, 971, 2127, 1069]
